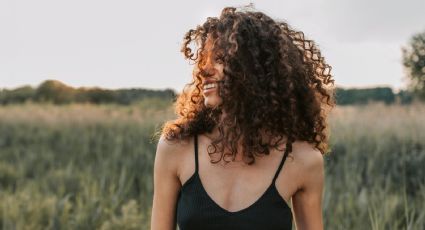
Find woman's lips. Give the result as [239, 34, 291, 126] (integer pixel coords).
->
[203, 85, 217, 95]
[202, 79, 223, 96]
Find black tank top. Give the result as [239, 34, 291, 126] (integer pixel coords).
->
[176, 134, 292, 230]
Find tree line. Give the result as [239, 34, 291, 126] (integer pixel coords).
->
[335, 87, 413, 105]
[0, 79, 416, 106]
[0, 80, 175, 105]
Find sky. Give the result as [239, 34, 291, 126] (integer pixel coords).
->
[1, 0, 425, 92]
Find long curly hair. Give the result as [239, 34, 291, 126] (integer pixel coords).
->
[159, 5, 336, 165]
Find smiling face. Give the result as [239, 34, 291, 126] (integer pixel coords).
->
[199, 38, 225, 109]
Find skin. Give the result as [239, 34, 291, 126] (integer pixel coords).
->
[150, 40, 325, 230]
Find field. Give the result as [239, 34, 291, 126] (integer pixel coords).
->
[0, 100, 424, 229]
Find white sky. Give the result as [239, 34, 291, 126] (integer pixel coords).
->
[1, 0, 425, 92]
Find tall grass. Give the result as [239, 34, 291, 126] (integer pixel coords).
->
[324, 102, 425, 229]
[0, 100, 173, 230]
[0, 101, 424, 229]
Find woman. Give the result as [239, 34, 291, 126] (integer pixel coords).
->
[151, 5, 335, 230]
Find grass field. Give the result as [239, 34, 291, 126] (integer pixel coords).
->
[0, 100, 424, 229]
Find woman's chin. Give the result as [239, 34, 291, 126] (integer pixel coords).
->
[204, 98, 221, 108]
[204, 102, 216, 108]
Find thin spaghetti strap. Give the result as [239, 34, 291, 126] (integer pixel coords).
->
[194, 134, 199, 173]
[272, 148, 289, 183]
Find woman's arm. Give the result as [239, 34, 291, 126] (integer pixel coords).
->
[291, 146, 325, 230]
[150, 135, 182, 230]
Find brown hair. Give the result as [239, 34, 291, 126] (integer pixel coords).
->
[158, 5, 336, 165]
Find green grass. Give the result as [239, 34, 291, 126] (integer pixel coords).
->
[0, 101, 173, 230]
[0, 101, 424, 229]
[324, 102, 425, 229]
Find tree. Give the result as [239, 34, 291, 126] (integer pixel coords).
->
[0, 86, 35, 104]
[34, 80, 76, 104]
[402, 30, 425, 102]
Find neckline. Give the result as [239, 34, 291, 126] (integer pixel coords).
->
[194, 172, 291, 214]
[187, 134, 291, 215]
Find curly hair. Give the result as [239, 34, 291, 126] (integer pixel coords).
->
[159, 5, 336, 165]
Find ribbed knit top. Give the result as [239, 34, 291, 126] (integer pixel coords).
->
[176, 134, 292, 230]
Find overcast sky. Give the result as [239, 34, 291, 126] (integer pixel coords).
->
[1, 0, 425, 92]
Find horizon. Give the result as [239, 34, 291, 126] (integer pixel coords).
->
[0, 78, 404, 93]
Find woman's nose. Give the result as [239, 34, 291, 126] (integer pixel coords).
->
[200, 66, 216, 78]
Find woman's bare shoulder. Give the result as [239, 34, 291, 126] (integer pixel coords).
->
[286, 140, 324, 191]
[289, 140, 324, 172]
[157, 134, 193, 152]
[155, 134, 194, 175]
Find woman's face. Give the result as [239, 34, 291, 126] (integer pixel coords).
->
[200, 39, 224, 109]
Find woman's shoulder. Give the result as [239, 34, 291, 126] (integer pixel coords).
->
[290, 140, 323, 165]
[288, 140, 324, 176]
[157, 134, 193, 151]
[155, 134, 194, 176]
